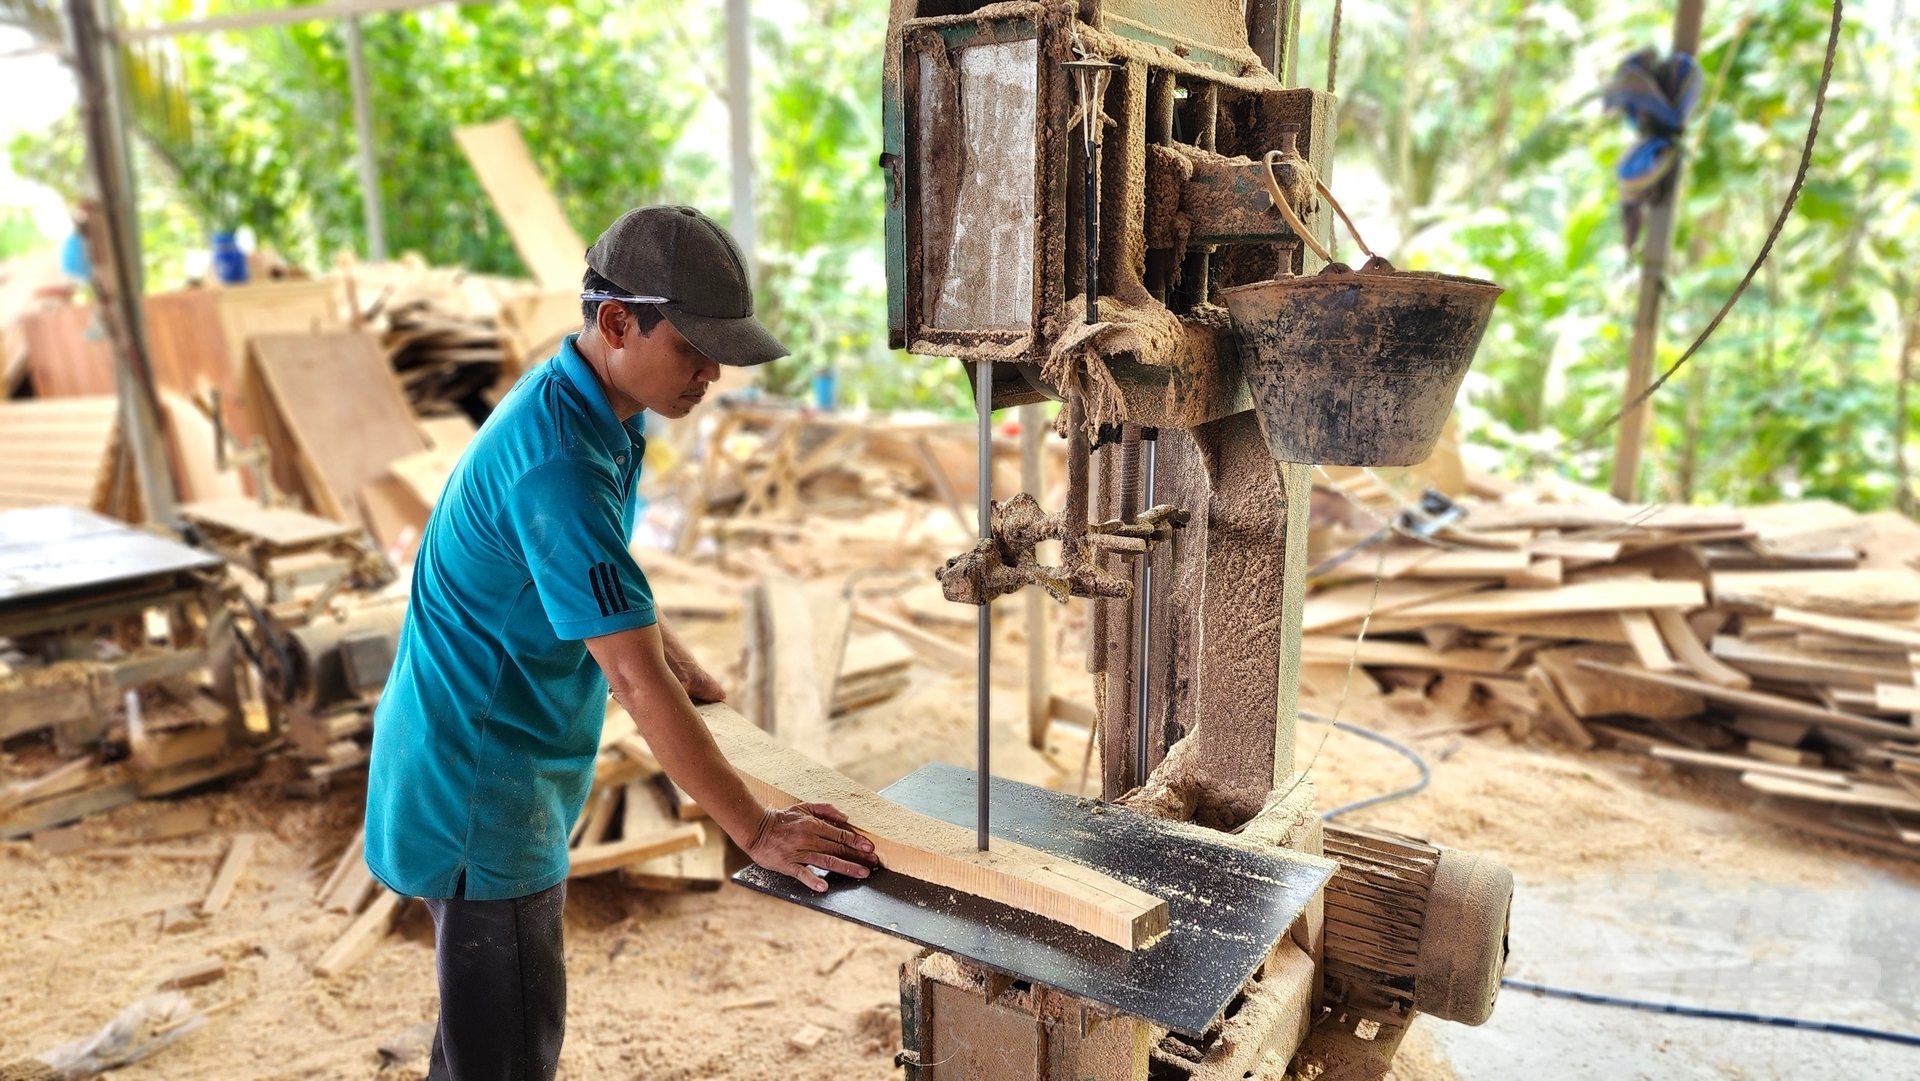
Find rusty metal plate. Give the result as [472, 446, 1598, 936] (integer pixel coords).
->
[733, 762, 1333, 1036]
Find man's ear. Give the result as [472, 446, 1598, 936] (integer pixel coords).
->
[595, 300, 628, 347]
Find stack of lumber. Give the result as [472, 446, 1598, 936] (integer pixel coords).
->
[1305, 497, 1920, 858]
[380, 298, 507, 415]
[0, 397, 120, 514]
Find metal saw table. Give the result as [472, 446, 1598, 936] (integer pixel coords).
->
[734, 762, 1334, 1037]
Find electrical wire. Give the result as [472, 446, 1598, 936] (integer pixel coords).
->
[1500, 978, 1920, 1049]
[1297, 710, 1431, 820]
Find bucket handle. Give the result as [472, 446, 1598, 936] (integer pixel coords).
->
[1261, 151, 1381, 269]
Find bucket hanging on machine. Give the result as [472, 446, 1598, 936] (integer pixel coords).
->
[1221, 155, 1503, 468]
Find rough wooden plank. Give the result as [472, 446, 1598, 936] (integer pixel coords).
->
[1301, 579, 1497, 634]
[0, 778, 137, 840]
[1529, 539, 1624, 565]
[759, 575, 829, 762]
[1535, 646, 1702, 719]
[313, 888, 402, 977]
[1769, 607, 1920, 650]
[697, 702, 1168, 950]
[1876, 683, 1920, 714]
[851, 605, 973, 672]
[1651, 608, 1750, 689]
[200, 833, 258, 916]
[1741, 771, 1920, 814]
[1525, 667, 1595, 748]
[159, 956, 226, 990]
[1401, 549, 1533, 578]
[1712, 571, 1920, 620]
[454, 120, 587, 290]
[1709, 634, 1907, 688]
[620, 779, 728, 891]
[1504, 557, 1564, 590]
[249, 332, 428, 526]
[1391, 580, 1705, 622]
[810, 589, 855, 717]
[568, 824, 705, 878]
[1648, 746, 1851, 788]
[1300, 636, 1510, 675]
[316, 829, 366, 904]
[1618, 611, 1679, 672]
[0, 397, 119, 512]
[1577, 661, 1920, 741]
[1464, 503, 1745, 533]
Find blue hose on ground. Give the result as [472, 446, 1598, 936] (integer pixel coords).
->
[1296, 710, 1430, 820]
[1500, 978, 1920, 1049]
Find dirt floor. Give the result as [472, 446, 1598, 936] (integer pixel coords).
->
[6, 521, 1919, 1079]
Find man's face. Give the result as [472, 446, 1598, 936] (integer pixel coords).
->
[599, 304, 721, 420]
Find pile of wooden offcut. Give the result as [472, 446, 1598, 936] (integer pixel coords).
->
[379, 297, 507, 415]
[1306, 496, 1920, 857]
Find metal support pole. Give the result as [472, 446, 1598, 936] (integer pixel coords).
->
[1133, 428, 1157, 785]
[725, 0, 756, 267]
[1022, 404, 1050, 749]
[67, 0, 177, 526]
[975, 360, 994, 850]
[345, 15, 387, 263]
[1610, 0, 1705, 501]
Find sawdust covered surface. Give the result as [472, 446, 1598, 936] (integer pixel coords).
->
[1295, 661, 1920, 888]
[0, 530, 1085, 1080]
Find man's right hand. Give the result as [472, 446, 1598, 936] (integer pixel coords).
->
[748, 802, 879, 893]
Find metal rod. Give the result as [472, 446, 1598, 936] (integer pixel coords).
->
[976, 360, 994, 851]
[1084, 139, 1101, 324]
[344, 15, 387, 263]
[1021, 403, 1050, 750]
[1133, 429, 1157, 786]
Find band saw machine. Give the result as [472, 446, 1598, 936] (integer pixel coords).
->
[735, 2, 1516, 1077]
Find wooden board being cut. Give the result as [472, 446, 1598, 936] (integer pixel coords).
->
[1711, 570, 1920, 620]
[698, 702, 1168, 950]
[249, 333, 429, 526]
[454, 120, 587, 290]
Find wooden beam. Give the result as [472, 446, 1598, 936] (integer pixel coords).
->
[851, 605, 973, 672]
[698, 702, 1168, 950]
[1741, 771, 1920, 814]
[568, 825, 705, 878]
[313, 888, 402, 977]
[1618, 611, 1679, 672]
[1576, 661, 1920, 741]
[1390, 580, 1704, 622]
[1651, 608, 1750, 689]
[200, 833, 257, 916]
[1300, 636, 1510, 675]
[1770, 607, 1920, 651]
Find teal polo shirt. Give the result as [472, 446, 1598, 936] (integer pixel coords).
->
[365, 335, 656, 900]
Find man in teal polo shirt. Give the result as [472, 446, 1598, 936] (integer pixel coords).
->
[366, 206, 876, 1081]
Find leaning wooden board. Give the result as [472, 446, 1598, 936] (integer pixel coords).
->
[249, 333, 429, 527]
[697, 702, 1168, 950]
[1388, 579, 1705, 622]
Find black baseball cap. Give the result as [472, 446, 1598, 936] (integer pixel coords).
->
[584, 206, 789, 367]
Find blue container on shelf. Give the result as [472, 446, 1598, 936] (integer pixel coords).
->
[811, 367, 837, 411]
[211, 232, 249, 284]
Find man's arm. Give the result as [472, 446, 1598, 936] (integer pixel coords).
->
[584, 624, 876, 891]
[656, 617, 726, 703]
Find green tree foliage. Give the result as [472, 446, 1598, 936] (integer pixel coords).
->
[1315, 0, 1920, 508]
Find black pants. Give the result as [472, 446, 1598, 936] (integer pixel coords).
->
[424, 879, 567, 1081]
